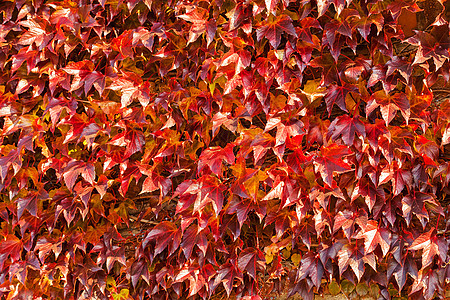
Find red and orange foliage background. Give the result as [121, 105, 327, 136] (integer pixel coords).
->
[0, 0, 449, 299]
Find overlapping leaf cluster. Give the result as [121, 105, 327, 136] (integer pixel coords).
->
[0, 0, 449, 299]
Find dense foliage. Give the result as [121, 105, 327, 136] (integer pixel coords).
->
[0, 0, 449, 299]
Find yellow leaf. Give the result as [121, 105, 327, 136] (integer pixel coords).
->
[243, 169, 267, 199]
[106, 276, 116, 289]
[264, 243, 278, 255]
[302, 79, 326, 103]
[281, 247, 291, 259]
[271, 94, 287, 111]
[112, 289, 130, 300]
[291, 253, 301, 266]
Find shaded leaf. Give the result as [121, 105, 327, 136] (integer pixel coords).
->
[142, 221, 181, 256]
[238, 248, 265, 280]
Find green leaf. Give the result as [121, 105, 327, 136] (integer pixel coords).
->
[341, 280, 355, 295]
[328, 280, 341, 296]
[356, 282, 369, 296]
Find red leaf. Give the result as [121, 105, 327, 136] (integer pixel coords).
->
[180, 224, 208, 260]
[265, 209, 298, 239]
[213, 261, 243, 296]
[402, 191, 442, 228]
[323, 20, 352, 60]
[227, 3, 248, 31]
[63, 160, 95, 191]
[337, 243, 370, 281]
[298, 253, 324, 288]
[17, 19, 51, 49]
[118, 162, 142, 197]
[286, 148, 308, 173]
[140, 169, 172, 198]
[198, 175, 226, 215]
[367, 91, 410, 125]
[220, 214, 241, 241]
[11, 47, 40, 73]
[317, 0, 331, 16]
[387, 254, 418, 291]
[265, 0, 279, 15]
[108, 73, 146, 108]
[441, 124, 450, 146]
[305, 116, 330, 146]
[212, 112, 238, 137]
[109, 127, 145, 159]
[433, 162, 450, 186]
[104, 246, 126, 273]
[309, 53, 339, 86]
[314, 208, 331, 236]
[324, 84, 355, 115]
[248, 131, 275, 166]
[16, 192, 38, 220]
[35, 237, 62, 262]
[333, 210, 358, 240]
[355, 220, 391, 256]
[327, 115, 365, 146]
[142, 221, 181, 256]
[79, 123, 102, 149]
[198, 143, 235, 176]
[409, 229, 447, 269]
[178, 7, 216, 45]
[415, 135, 439, 161]
[265, 118, 304, 147]
[330, 0, 348, 15]
[367, 64, 386, 88]
[351, 178, 385, 212]
[16, 188, 48, 220]
[132, 27, 156, 50]
[0, 235, 22, 269]
[313, 144, 352, 186]
[111, 31, 134, 57]
[0, 148, 21, 183]
[223, 73, 243, 95]
[341, 58, 371, 83]
[297, 17, 322, 45]
[407, 26, 450, 69]
[353, 13, 384, 41]
[227, 196, 267, 227]
[177, 176, 226, 216]
[174, 265, 207, 297]
[365, 119, 388, 150]
[410, 268, 441, 300]
[288, 279, 314, 300]
[379, 162, 412, 196]
[256, 15, 297, 49]
[386, 56, 412, 82]
[60, 114, 87, 144]
[378, 126, 414, 162]
[238, 248, 265, 280]
[63, 61, 105, 94]
[130, 259, 150, 287]
[44, 96, 77, 128]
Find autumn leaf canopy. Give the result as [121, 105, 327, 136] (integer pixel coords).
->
[0, 0, 449, 299]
